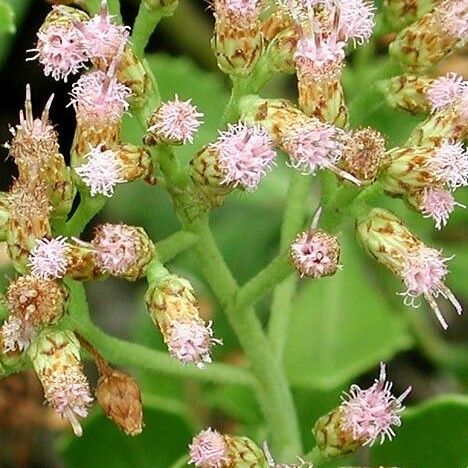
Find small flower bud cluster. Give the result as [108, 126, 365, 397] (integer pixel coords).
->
[357, 208, 462, 329]
[146, 275, 222, 368]
[314, 363, 411, 456]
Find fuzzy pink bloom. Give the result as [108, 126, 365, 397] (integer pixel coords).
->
[28, 25, 88, 82]
[215, 0, 260, 22]
[77, 0, 129, 67]
[70, 70, 131, 125]
[429, 140, 468, 190]
[337, 0, 375, 44]
[340, 363, 411, 446]
[213, 122, 276, 190]
[92, 224, 140, 274]
[419, 187, 464, 230]
[426, 73, 466, 113]
[443, 0, 468, 39]
[283, 120, 360, 184]
[75, 145, 124, 197]
[189, 428, 229, 468]
[149, 96, 204, 144]
[28, 236, 70, 279]
[167, 321, 222, 369]
[1, 315, 35, 353]
[400, 247, 462, 329]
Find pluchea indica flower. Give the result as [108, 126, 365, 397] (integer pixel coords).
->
[92, 224, 155, 280]
[28, 236, 70, 279]
[1, 315, 36, 355]
[211, 0, 263, 76]
[28, 329, 93, 436]
[189, 428, 269, 467]
[426, 73, 467, 114]
[28, 5, 89, 82]
[146, 96, 204, 145]
[356, 208, 462, 329]
[146, 275, 222, 368]
[389, 0, 468, 72]
[314, 363, 411, 456]
[96, 368, 143, 436]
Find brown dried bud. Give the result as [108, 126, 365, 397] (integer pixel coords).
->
[340, 128, 387, 183]
[6, 275, 67, 327]
[96, 369, 143, 436]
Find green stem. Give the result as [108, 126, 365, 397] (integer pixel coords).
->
[155, 230, 199, 263]
[181, 217, 302, 461]
[268, 173, 312, 357]
[303, 446, 329, 466]
[62, 195, 106, 237]
[220, 77, 253, 126]
[169, 455, 190, 468]
[67, 280, 255, 388]
[131, 2, 163, 58]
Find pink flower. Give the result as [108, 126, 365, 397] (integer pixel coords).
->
[215, 0, 260, 22]
[167, 320, 222, 369]
[189, 428, 229, 467]
[419, 187, 464, 230]
[443, 0, 468, 39]
[283, 119, 360, 184]
[92, 224, 140, 275]
[400, 247, 462, 329]
[75, 145, 124, 197]
[148, 95, 204, 144]
[28, 236, 70, 279]
[429, 140, 468, 190]
[213, 122, 276, 190]
[1, 315, 35, 353]
[340, 363, 411, 446]
[77, 0, 129, 68]
[337, 0, 375, 45]
[70, 70, 131, 126]
[28, 25, 88, 82]
[426, 73, 466, 113]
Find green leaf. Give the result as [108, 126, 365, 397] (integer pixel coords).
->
[0, 1, 15, 33]
[370, 395, 468, 468]
[61, 408, 193, 468]
[284, 228, 413, 389]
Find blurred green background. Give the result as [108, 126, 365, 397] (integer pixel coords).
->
[0, 1, 467, 467]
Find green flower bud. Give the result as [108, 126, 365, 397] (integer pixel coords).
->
[383, 74, 433, 114]
[384, 0, 439, 31]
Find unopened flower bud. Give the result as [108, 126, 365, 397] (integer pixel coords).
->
[313, 363, 411, 456]
[340, 127, 386, 183]
[405, 186, 465, 230]
[389, 0, 468, 72]
[96, 368, 143, 436]
[7, 180, 51, 273]
[189, 428, 268, 467]
[146, 96, 204, 146]
[28, 5, 89, 82]
[290, 228, 341, 279]
[92, 224, 155, 280]
[384, 0, 438, 30]
[7, 86, 75, 218]
[261, 9, 298, 74]
[146, 276, 221, 368]
[6, 275, 67, 328]
[28, 329, 93, 436]
[380, 141, 467, 195]
[356, 208, 462, 329]
[212, 0, 263, 76]
[383, 74, 433, 114]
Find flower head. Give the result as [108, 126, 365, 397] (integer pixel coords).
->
[167, 321, 222, 369]
[28, 25, 88, 81]
[147, 95, 204, 145]
[340, 363, 411, 446]
[337, 0, 375, 45]
[417, 187, 464, 230]
[427, 73, 466, 113]
[77, 0, 129, 68]
[400, 247, 462, 329]
[189, 428, 229, 468]
[283, 119, 360, 184]
[429, 140, 468, 190]
[442, 0, 468, 39]
[1, 315, 35, 354]
[214, 0, 260, 23]
[70, 70, 131, 126]
[75, 145, 125, 197]
[213, 122, 276, 190]
[28, 236, 70, 279]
